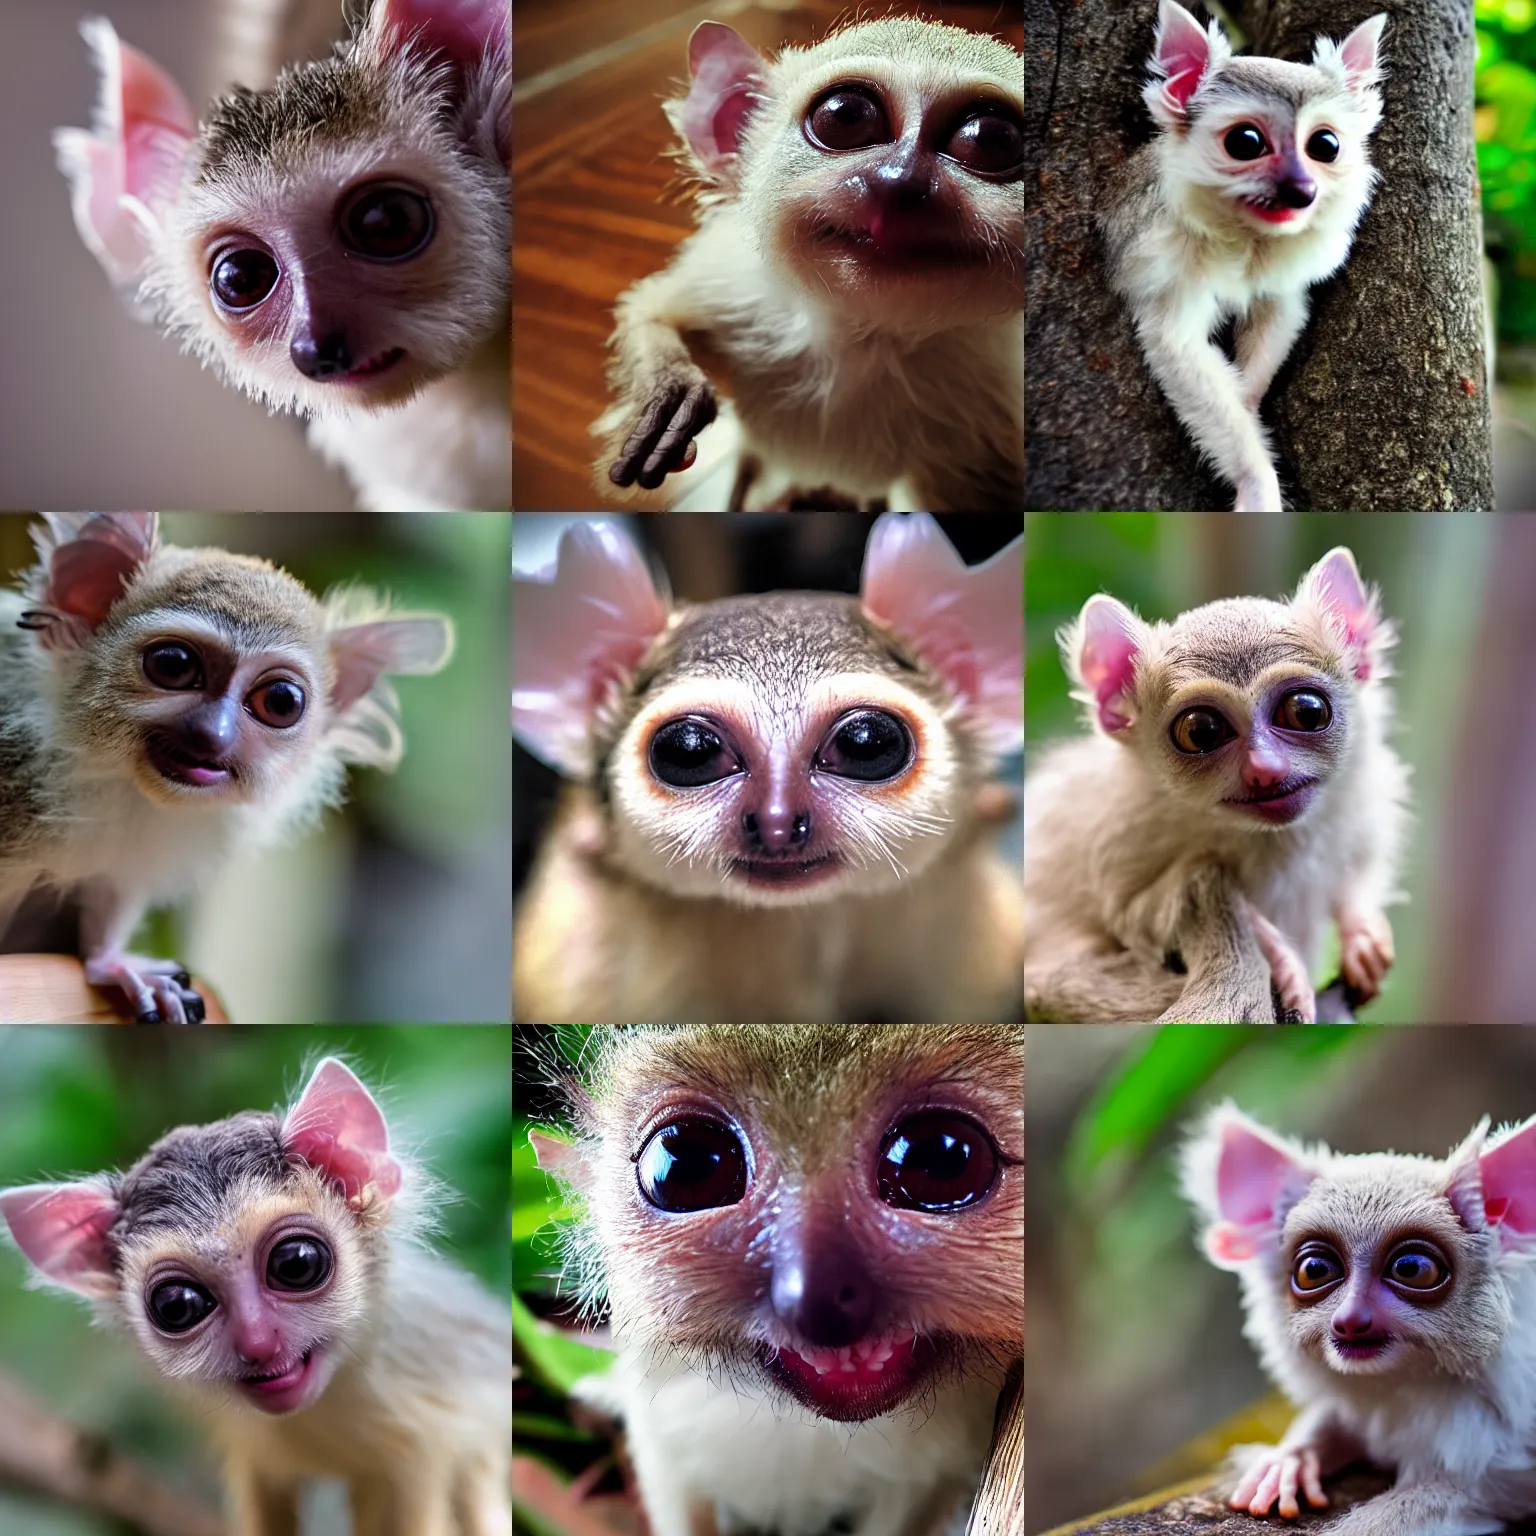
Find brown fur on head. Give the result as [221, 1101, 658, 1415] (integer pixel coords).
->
[595, 593, 993, 908]
[534, 1025, 1024, 1421]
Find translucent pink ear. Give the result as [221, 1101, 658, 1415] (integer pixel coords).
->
[328, 616, 456, 714]
[1151, 0, 1214, 116]
[513, 522, 670, 777]
[1073, 595, 1142, 733]
[282, 1059, 403, 1212]
[860, 513, 1022, 756]
[53, 20, 196, 288]
[29, 511, 157, 646]
[678, 22, 768, 177]
[0, 1180, 120, 1298]
[373, 0, 506, 68]
[1204, 1113, 1312, 1270]
[1476, 1117, 1536, 1241]
[1303, 546, 1377, 681]
[1337, 14, 1387, 91]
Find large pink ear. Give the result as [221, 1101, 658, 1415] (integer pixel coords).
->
[1299, 546, 1378, 682]
[1148, 0, 1217, 120]
[513, 522, 670, 777]
[1188, 1108, 1316, 1271]
[677, 22, 768, 178]
[1069, 595, 1144, 734]
[1335, 14, 1387, 92]
[26, 512, 157, 647]
[53, 20, 196, 288]
[282, 1059, 403, 1212]
[0, 1181, 120, 1298]
[1447, 1116, 1536, 1246]
[328, 616, 455, 714]
[373, 0, 506, 65]
[860, 513, 1022, 756]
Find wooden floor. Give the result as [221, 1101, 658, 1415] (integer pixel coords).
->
[510, 0, 1024, 511]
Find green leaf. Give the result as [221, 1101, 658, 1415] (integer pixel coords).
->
[512, 1291, 614, 1397]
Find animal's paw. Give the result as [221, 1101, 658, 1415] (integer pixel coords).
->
[608, 371, 717, 491]
[1229, 1444, 1329, 1520]
[1338, 908, 1394, 1003]
[1233, 468, 1284, 513]
[84, 953, 206, 1025]
[1246, 905, 1316, 1023]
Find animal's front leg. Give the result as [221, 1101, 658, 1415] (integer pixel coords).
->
[78, 881, 205, 1024]
[1244, 901, 1316, 1023]
[1234, 291, 1310, 412]
[1334, 901, 1395, 1003]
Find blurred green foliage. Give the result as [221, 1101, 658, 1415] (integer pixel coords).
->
[0, 1025, 510, 1536]
[1479, 0, 1536, 343]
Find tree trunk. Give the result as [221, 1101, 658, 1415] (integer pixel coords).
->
[1025, 0, 1493, 512]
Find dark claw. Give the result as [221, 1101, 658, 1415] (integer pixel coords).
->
[183, 990, 207, 1025]
[610, 377, 717, 490]
[135, 1009, 159, 1025]
[171, 968, 192, 988]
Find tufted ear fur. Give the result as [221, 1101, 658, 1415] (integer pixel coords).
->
[1445, 1115, 1536, 1251]
[281, 1059, 403, 1213]
[670, 22, 769, 182]
[1293, 546, 1386, 683]
[1143, 0, 1231, 127]
[1060, 594, 1148, 735]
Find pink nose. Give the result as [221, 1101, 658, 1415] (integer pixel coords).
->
[1243, 744, 1289, 788]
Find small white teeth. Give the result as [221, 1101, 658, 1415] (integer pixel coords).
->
[793, 1333, 910, 1376]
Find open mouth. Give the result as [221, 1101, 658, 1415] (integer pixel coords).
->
[762, 1332, 927, 1421]
[814, 225, 986, 271]
[145, 735, 235, 789]
[338, 347, 405, 382]
[237, 1346, 321, 1413]
[731, 853, 842, 889]
[1240, 196, 1307, 225]
[1332, 1334, 1392, 1364]
[1222, 776, 1318, 825]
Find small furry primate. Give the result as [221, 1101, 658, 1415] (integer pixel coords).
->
[0, 512, 452, 1022]
[0, 1058, 511, 1536]
[513, 513, 1023, 1024]
[594, 18, 1024, 511]
[57, 0, 510, 511]
[1102, 2, 1386, 512]
[1024, 546, 1408, 1024]
[531, 1024, 1024, 1536]
[1183, 1102, 1536, 1535]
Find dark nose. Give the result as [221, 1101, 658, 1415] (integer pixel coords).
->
[1275, 177, 1316, 209]
[771, 1247, 877, 1348]
[743, 809, 810, 852]
[290, 331, 353, 379]
[180, 699, 240, 759]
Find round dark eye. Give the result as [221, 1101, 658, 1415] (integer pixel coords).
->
[649, 718, 740, 788]
[1170, 707, 1235, 755]
[1274, 690, 1331, 732]
[338, 184, 435, 260]
[210, 248, 280, 310]
[148, 1279, 216, 1333]
[637, 1118, 748, 1213]
[266, 1236, 333, 1292]
[1386, 1246, 1447, 1292]
[1307, 129, 1341, 163]
[246, 678, 306, 729]
[806, 87, 891, 151]
[879, 1111, 999, 1212]
[1224, 123, 1269, 161]
[815, 710, 912, 781]
[143, 642, 203, 691]
[946, 110, 1024, 177]
[1291, 1247, 1345, 1294]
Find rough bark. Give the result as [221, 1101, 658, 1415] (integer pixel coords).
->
[1025, 0, 1493, 511]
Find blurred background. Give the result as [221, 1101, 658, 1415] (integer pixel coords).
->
[0, 1023, 511, 1536]
[0, 0, 368, 511]
[0, 512, 512, 1024]
[1025, 511, 1536, 1025]
[1025, 1023, 1536, 1532]
[512, 513, 1024, 917]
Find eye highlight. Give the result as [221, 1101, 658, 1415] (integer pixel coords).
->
[147, 1278, 217, 1333]
[1224, 123, 1269, 161]
[815, 709, 913, 782]
[1170, 706, 1235, 755]
[805, 85, 892, 151]
[338, 183, 435, 261]
[879, 1111, 1000, 1212]
[637, 1117, 748, 1212]
[1384, 1243, 1449, 1294]
[1291, 1244, 1345, 1295]
[1274, 689, 1332, 732]
[1307, 129, 1341, 163]
[210, 247, 280, 311]
[649, 717, 742, 788]
[266, 1235, 333, 1292]
[143, 641, 204, 691]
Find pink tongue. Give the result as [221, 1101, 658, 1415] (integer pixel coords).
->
[183, 764, 227, 785]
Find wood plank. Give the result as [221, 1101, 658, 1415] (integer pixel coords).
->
[0, 955, 229, 1024]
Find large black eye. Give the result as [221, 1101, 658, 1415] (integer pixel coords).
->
[1385, 1244, 1448, 1293]
[1274, 690, 1332, 733]
[1291, 1245, 1345, 1295]
[148, 1279, 216, 1333]
[338, 183, 435, 260]
[815, 710, 912, 781]
[649, 717, 740, 787]
[637, 1118, 748, 1212]
[1170, 706, 1235, 755]
[266, 1236, 333, 1292]
[210, 248, 280, 310]
[879, 1111, 999, 1212]
[806, 87, 892, 151]
[946, 110, 1024, 177]
[1224, 123, 1269, 161]
[246, 678, 306, 729]
[143, 642, 203, 691]
[1307, 129, 1341, 163]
